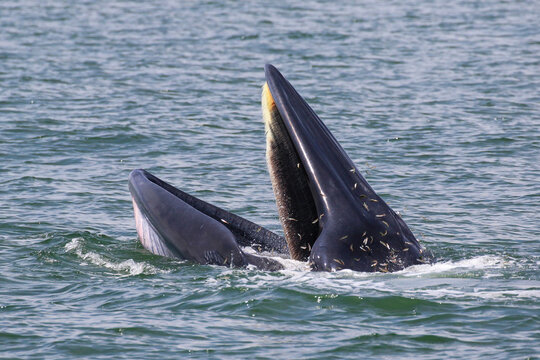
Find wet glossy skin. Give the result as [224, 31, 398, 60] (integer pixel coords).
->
[128, 64, 430, 272]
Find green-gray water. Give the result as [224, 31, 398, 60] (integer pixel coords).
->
[1, 0, 539, 358]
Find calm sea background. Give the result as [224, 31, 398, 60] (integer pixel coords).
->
[1, 0, 539, 359]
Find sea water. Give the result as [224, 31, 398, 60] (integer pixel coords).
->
[1, 0, 538, 358]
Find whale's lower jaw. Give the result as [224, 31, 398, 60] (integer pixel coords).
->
[128, 169, 286, 271]
[132, 198, 178, 258]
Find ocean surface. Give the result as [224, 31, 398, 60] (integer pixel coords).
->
[1, 0, 539, 358]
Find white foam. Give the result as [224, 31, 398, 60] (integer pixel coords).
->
[243, 247, 509, 276]
[242, 246, 309, 271]
[231, 250, 540, 300]
[418, 287, 540, 300]
[64, 238, 164, 276]
[398, 255, 508, 277]
[64, 239, 537, 301]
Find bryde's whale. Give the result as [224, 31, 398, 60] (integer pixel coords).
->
[128, 64, 431, 272]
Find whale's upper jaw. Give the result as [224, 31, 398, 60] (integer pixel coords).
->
[263, 64, 428, 271]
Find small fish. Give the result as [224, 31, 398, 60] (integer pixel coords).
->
[369, 199, 379, 203]
[333, 258, 345, 265]
[349, 244, 354, 252]
[382, 220, 389, 228]
[380, 241, 390, 249]
[349, 168, 356, 173]
[376, 214, 386, 218]
[363, 202, 369, 211]
[312, 218, 319, 224]
[340, 235, 349, 240]
[220, 218, 229, 224]
[380, 230, 388, 237]
[288, 217, 298, 222]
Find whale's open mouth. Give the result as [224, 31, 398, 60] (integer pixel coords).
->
[128, 64, 430, 272]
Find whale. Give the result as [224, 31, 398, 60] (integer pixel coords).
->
[128, 64, 431, 272]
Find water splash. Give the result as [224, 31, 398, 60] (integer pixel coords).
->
[232, 250, 540, 301]
[64, 238, 164, 276]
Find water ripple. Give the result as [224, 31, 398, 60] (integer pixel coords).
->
[1, 0, 539, 358]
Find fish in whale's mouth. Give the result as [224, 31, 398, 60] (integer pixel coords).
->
[262, 82, 319, 261]
[127, 64, 430, 272]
